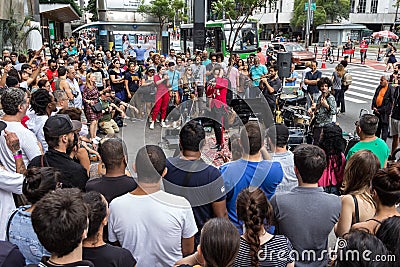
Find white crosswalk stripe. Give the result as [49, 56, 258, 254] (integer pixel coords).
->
[295, 66, 385, 104]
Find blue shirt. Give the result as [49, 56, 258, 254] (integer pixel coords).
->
[220, 159, 283, 233]
[250, 64, 268, 86]
[285, 71, 299, 86]
[133, 47, 147, 61]
[8, 205, 50, 264]
[167, 70, 181, 91]
[202, 59, 211, 66]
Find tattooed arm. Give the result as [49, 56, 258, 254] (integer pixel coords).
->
[4, 130, 26, 174]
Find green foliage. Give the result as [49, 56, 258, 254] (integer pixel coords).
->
[138, 0, 185, 50]
[3, 10, 41, 52]
[39, 0, 82, 16]
[291, 0, 350, 29]
[85, 0, 98, 21]
[211, 0, 274, 53]
[137, 0, 185, 28]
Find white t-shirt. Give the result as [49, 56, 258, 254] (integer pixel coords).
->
[0, 120, 42, 172]
[108, 190, 198, 267]
[26, 113, 49, 152]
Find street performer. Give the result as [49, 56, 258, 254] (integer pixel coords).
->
[308, 77, 337, 145]
[206, 65, 228, 151]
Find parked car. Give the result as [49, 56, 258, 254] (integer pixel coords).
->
[271, 42, 316, 66]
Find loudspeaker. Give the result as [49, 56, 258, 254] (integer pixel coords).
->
[277, 52, 292, 78]
[194, 0, 205, 23]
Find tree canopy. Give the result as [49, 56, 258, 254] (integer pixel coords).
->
[291, 0, 350, 29]
[138, 0, 185, 50]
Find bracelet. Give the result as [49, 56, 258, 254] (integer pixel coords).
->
[13, 154, 22, 159]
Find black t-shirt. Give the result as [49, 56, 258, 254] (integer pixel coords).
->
[37, 257, 94, 267]
[83, 244, 136, 267]
[392, 86, 400, 120]
[262, 77, 281, 108]
[163, 157, 226, 235]
[28, 149, 89, 191]
[85, 175, 137, 204]
[109, 69, 125, 92]
[124, 71, 141, 92]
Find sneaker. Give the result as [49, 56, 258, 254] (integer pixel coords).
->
[148, 117, 153, 123]
[156, 118, 160, 123]
[172, 121, 179, 129]
[149, 122, 155, 130]
[161, 121, 168, 128]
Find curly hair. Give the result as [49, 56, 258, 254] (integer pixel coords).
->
[317, 76, 332, 89]
[319, 123, 346, 177]
[30, 89, 53, 116]
[237, 188, 274, 267]
[1, 88, 26, 115]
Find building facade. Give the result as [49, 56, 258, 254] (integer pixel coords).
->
[349, 0, 399, 31]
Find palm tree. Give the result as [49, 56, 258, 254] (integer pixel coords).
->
[3, 10, 41, 52]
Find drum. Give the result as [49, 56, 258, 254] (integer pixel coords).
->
[280, 94, 297, 100]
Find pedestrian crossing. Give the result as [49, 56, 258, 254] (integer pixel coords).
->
[295, 66, 386, 104]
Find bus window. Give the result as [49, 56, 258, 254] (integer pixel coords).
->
[242, 29, 256, 50]
[205, 28, 223, 53]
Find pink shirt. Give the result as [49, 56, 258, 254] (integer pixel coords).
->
[318, 153, 345, 187]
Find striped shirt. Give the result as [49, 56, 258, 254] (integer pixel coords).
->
[234, 235, 294, 267]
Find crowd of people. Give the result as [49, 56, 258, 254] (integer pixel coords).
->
[0, 36, 399, 267]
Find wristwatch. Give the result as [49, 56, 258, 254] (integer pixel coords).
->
[12, 150, 22, 156]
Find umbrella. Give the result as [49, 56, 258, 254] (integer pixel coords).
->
[372, 30, 398, 39]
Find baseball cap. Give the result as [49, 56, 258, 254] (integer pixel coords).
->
[267, 123, 289, 140]
[43, 114, 82, 137]
[148, 66, 156, 72]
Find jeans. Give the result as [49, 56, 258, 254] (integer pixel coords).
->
[306, 91, 322, 109]
[8, 206, 49, 264]
[335, 89, 345, 112]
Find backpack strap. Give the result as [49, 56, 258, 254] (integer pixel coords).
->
[6, 209, 19, 241]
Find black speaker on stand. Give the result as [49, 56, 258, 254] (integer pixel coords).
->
[277, 52, 292, 78]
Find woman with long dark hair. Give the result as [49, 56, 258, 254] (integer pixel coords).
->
[7, 167, 62, 264]
[82, 191, 136, 266]
[352, 162, 400, 234]
[109, 59, 127, 101]
[334, 150, 380, 237]
[318, 123, 346, 195]
[175, 218, 240, 267]
[235, 188, 294, 267]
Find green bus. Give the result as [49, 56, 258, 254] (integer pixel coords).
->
[180, 20, 259, 59]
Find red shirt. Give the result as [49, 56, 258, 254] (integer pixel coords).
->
[256, 52, 266, 65]
[154, 74, 169, 96]
[360, 43, 368, 52]
[46, 69, 58, 91]
[211, 77, 228, 108]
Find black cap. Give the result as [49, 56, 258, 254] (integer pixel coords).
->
[43, 114, 82, 137]
[267, 123, 289, 140]
[0, 121, 6, 132]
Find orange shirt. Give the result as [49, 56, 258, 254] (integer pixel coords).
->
[376, 85, 388, 107]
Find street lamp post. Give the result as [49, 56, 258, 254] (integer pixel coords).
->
[305, 0, 312, 49]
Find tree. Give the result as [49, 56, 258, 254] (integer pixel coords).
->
[211, 0, 276, 54]
[137, 0, 185, 50]
[291, 0, 350, 29]
[86, 0, 98, 22]
[3, 10, 40, 52]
